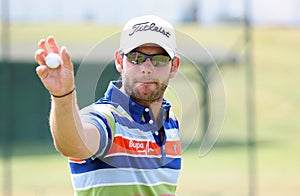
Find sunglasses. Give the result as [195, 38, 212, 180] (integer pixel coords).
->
[122, 51, 172, 67]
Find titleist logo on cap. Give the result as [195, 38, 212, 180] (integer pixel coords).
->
[128, 22, 171, 38]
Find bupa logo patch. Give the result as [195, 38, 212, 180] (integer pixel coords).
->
[128, 139, 155, 154]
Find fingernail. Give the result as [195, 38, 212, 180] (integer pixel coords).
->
[62, 46, 69, 54]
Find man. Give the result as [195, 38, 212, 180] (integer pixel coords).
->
[35, 15, 181, 195]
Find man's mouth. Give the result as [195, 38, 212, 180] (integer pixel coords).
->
[139, 81, 156, 85]
[135, 80, 158, 85]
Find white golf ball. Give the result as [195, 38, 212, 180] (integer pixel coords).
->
[45, 53, 61, 69]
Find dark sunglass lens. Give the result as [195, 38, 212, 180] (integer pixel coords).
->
[137, 53, 146, 64]
[153, 55, 170, 63]
[126, 52, 171, 66]
[152, 55, 170, 66]
[126, 53, 137, 64]
[126, 52, 146, 65]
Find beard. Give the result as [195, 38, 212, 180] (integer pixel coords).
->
[122, 74, 168, 105]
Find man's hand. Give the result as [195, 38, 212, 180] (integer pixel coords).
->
[35, 36, 75, 97]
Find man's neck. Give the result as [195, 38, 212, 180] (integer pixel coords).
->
[132, 98, 163, 120]
[148, 100, 163, 120]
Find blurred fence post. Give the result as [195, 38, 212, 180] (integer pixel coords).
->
[244, 0, 257, 195]
[1, 0, 13, 195]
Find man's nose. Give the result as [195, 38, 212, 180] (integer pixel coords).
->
[141, 58, 153, 74]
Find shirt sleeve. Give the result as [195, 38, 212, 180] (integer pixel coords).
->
[80, 104, 114, 158]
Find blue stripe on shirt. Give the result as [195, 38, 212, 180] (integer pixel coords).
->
[69, 156, 181, 174]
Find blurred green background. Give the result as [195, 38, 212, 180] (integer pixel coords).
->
[1, 1, 300, 195]
[1, 23, 299, 196]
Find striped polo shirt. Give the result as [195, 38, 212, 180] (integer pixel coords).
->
[70, 81, 181, 196]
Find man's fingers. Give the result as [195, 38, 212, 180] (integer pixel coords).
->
[60, 46, 73, 70]
[47, 35, 60, 53]
[35, 48, 46, 65]
[38, 38, 47, 51]
[36, 65, 49, 80]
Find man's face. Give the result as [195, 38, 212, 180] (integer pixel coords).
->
[121, 45, 173, 106]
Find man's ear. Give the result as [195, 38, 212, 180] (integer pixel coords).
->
[170, 56, 180, 79]
[115, 50, 123, 73]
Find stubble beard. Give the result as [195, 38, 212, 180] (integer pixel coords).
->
[123, 75, 168, 105]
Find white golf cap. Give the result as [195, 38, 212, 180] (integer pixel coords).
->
[120, 15, 177, 58]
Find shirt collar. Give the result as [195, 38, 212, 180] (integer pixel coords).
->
[100, 80, 171, 123]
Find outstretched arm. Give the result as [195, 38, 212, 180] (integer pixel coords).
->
[35, 36, 100, 159]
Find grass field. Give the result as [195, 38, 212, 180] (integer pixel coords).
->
[1, 23, 300, 195]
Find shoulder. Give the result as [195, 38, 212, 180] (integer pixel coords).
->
[80, 102, 117, 131]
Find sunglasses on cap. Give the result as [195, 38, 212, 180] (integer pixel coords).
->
[121, 51, 172, 67]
